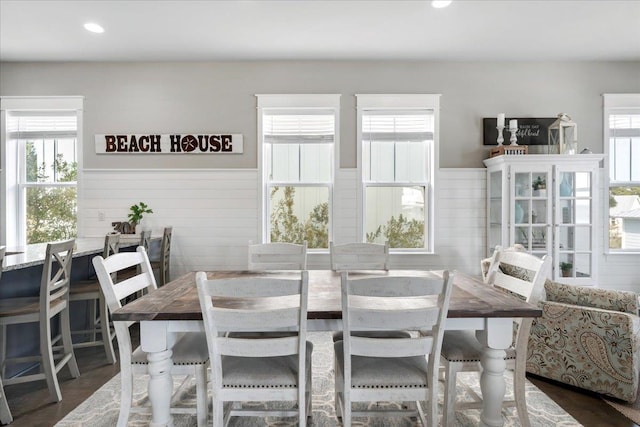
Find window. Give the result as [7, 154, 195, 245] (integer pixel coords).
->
[256, 94, 340, 249]
[604, 93, 640, 252]
[357, 94, 440, 251]
[1, 97, 83, 246]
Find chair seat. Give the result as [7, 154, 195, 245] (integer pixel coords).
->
[441, 330, 516, 363]
[69, 280, 100, 297]
[221, 341, 312, 388]
[131, 333, 209, 365]
[0, 297, 65, 318]
[335, 341, 429, 388]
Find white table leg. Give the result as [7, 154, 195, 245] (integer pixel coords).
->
[140, 321, 175, 427]
[476, 317, 513, 427]
[479, 347, 507, 427]
[147, 349, 174, 427]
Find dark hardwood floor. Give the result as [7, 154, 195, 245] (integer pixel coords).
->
[4, 328, 638, 427]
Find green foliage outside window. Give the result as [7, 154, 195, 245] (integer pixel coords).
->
[25, 142, 77, 244]
[366, 214, 424, 248]
[269, 186, 425, 249]
[270, 186, 329, 249]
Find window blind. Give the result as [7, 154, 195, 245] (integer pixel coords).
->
[609, 110, 640, 183]
[362, 110, 434, 142]
[6, 111, 77, 139]
[263, 110, 335, 144]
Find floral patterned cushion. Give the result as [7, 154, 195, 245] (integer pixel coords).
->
[527, 284, 640, 402]
[545, 280, 639, 314]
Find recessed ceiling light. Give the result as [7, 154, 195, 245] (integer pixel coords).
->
[432, 0, 453, 8]
[84, 23, 105, 33]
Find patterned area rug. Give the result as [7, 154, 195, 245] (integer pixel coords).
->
[56, 332, 582, 426]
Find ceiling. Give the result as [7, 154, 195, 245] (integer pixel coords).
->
[1, 0, 639, 62]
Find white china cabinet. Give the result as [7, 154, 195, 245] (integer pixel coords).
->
[484, 154, 604, 285]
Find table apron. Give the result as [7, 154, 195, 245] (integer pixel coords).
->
[139, 316, 515, 353]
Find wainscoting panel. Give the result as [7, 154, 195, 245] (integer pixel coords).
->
[79, 167, 639, 290]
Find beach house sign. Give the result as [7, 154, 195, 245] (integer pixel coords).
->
[95, 133, 243, 154]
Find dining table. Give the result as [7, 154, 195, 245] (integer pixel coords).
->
[112, 269, 542, 427]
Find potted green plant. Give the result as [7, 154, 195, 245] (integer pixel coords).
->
[560, 261, 572, 277]
[532, 176, 547, 197]
[128, 202, 153, 233]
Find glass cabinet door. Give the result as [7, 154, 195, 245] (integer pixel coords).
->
[513, 170, 551, 259]
[555, 170, 594, 280]
[488, 170, 503, 255]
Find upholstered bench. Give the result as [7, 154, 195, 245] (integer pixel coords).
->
[527, 280, 640, 402]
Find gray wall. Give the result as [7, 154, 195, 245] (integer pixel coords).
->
[2, 60, 639, 169]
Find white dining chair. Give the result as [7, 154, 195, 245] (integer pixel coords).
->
[69, 232, 120, 363]
[441, 246, 551, 427]
[334, 270, 453, 426]
[93, 246, 209, 427]
[480, 244, 526, 283]
[196, 270, 312, 427]
[329, 241, 389, 271]
[0, 239, 80, 403]
[330, 241, 407, 343]
[0, 247, 12, 425]
[247, 241, 307, 270]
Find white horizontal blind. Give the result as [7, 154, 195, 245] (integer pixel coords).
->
[263, 110, 335, 145]
[6, 111, 78, 139]
[609, 110, 640, 183]
[362, 110, 434, 143]
[362, 109, 433, 183]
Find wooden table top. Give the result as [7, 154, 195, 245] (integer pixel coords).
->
[112, 270, 542, 322]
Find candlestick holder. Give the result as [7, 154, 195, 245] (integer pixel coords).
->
[496, 125, 504, 145]
[509, 127, 518, 145]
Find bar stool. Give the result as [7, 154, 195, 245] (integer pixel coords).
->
[139, 229, 151, 252]
[69, 233, 120, 364]
[150, 226, 172, 286]
[0, 247, 13, 424]
[0, 239, 80, 403]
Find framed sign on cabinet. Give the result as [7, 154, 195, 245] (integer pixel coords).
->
[483, 118, 556, 153]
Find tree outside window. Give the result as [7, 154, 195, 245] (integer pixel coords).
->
[25, 141, 78, 243]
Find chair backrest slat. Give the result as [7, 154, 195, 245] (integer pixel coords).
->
[350, 335, 434, 358]
[330, 241, 389, 271]
[348, 305, 441, 331]
[347, 275, 444, 297]
[213, 307, 302, 331]
[217, 336, 299, 357]
[207, 276, 306, 297]
[247, 241, 307, 270]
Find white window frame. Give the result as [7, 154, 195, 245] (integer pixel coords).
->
[256, 94, 340, 247]
[356, 94, 440, 253]
[603, 93, 640, 254]
[0, 96, 83, 247]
